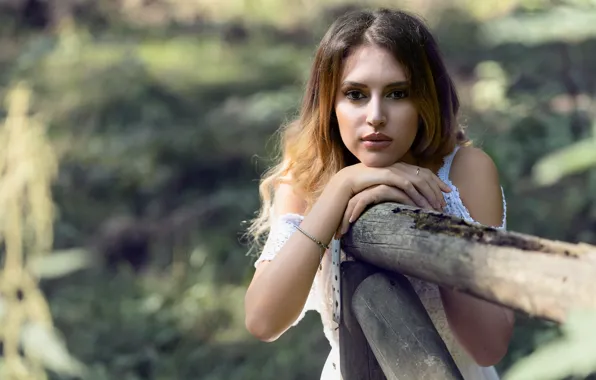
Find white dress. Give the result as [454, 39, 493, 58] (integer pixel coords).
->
[254, 146, 507, 380]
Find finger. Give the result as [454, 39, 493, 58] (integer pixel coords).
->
[350, 197, 373, 226]
[418, 171, 447, 211]
[339, 201, 354, 237]
[415, 165, 450, 193]
[422, 169, 447, 209]
[392, 188, 417, 207]
[385, 186, 419, 208]
[340, 197, 358, 236]
[432, 175, 450, 207]
[384, 168, 428, 209]
[399, 177, 434, 210]
[375, 183, 424, 211]
[347, 186, 419, 230]
[405, 163, 451, 194]
[415, 168, 444, 209]
[402, 171, 441, 210]
[370, 185, 417, 206]
[436, 175, 452, 193]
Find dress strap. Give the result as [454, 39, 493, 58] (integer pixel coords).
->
[437, 145, 461, 183]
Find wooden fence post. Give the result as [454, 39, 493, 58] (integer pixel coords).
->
[339, 261, 385, 380]
[352, 272, 464, 380]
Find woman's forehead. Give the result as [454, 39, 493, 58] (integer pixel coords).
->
[340, 45, 408, 85]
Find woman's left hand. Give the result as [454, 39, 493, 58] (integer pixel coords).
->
[336, 184, 441, 237]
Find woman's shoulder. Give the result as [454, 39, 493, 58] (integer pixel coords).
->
[451, 146, 498, 177]
[273, 182, 307, 217]
[448, 145, 504, 227]
[437, 145, 498, 183]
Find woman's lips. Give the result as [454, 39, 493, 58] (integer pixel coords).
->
[362, 140, 392, 149]
[361, 133, 392, 149]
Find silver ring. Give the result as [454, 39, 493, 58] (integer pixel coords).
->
[416, 167, 420, 176]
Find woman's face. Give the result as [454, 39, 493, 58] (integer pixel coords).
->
[334, 44, 419, 168]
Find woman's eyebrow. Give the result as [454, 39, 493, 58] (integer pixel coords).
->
[341, 80, 409, 88]
[385, 81, 410, 88]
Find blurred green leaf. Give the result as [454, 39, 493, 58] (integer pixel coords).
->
[483, 6, 596, 45]
[504, 310, 596, 380]
[28, 248, 94, 279]
[2, 1, 596, 380]
[21, 322, 86, 377]
[532, 137, 596, 186]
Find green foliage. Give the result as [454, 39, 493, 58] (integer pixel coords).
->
[505, 311, 596, 380]
[533, 135, 596, 186]
[1, 0, 595, 379]
[46, 264, 327, 380]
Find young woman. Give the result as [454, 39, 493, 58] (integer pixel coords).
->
[244, 8, 515, 380]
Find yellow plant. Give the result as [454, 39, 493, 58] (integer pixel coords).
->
[0, 83, 82, 379]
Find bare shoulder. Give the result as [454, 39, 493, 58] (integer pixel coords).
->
[450, 146, 499, 180]
[449, 146, 504, 227]
[273, 182, 307, 216]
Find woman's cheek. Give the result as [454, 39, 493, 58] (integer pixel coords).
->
[336, 102, 363, 136]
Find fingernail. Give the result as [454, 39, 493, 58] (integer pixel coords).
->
[348, 217, 353, 223]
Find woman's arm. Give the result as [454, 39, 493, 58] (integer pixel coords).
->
[244, 177, 351, 342]
[245, 162, 449, 342]
[440, 146, 515, 367]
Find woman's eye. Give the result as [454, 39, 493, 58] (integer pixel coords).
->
[345, 90, 365, 100]
[388, 90, 408, 99]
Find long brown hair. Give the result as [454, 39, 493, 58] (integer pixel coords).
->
[247, 8, 468, 249]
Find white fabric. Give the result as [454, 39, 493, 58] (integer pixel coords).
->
[254, 146, 506, 380]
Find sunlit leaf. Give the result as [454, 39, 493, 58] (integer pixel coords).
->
[504, 310, 596, 380]
[483, 6, 596, 45]
[27, 248, 94, 279]
[532, 138, 596, 186]
[21, 322, 86, 377]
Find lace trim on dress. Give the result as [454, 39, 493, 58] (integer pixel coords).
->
[437, 146, 507, 230]
[254, 213, 319, 325]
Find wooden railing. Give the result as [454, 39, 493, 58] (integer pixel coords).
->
[338, 203, 596, 379]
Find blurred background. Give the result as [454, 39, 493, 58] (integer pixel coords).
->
[1, 0, 596, 379]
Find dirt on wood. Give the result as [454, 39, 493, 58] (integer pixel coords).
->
[391, 206, 580, 257]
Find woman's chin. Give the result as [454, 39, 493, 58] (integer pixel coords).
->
[358, 154, 400, 168]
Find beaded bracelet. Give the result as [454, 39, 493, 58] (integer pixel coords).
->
[295, 224, 328, 270]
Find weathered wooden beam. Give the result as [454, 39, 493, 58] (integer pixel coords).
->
[353, 272, 464, 379]
[339, 261, 385, 380]
[341, 203, 596, 323]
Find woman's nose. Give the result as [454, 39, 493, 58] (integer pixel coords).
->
[366, 98, 387, 128]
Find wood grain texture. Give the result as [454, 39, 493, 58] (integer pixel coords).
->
[341, 203, 596, 323]
[339, 261, 385, 380]
[353, 272, 464, 380]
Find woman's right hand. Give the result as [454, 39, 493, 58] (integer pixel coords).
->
[335, 162, 451, 211]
